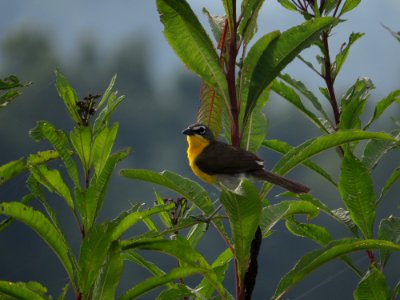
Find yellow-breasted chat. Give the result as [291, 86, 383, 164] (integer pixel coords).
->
[182, 123, 310, 194]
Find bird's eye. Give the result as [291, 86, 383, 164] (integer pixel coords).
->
[198, 126, 206, 134]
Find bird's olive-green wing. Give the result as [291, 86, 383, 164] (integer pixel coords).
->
[195, 141, 264, 175]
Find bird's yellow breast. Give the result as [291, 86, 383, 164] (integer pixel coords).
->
[186, 135, 216, 184]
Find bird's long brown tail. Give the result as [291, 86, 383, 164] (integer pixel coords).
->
[252, 169, 310, 194]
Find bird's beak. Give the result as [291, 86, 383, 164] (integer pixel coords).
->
[182, 127, 194, 135]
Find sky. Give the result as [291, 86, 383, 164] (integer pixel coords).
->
[1, 1, 399, 94]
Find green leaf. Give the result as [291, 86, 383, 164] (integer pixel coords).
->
[30, 121, 80, 187]
[362, 130, 400, 170]
[29, 164, 74, 209]
[378, 216, 400, 267]
[240, 88, 269, 152]
[123, 250, 166, 278]
[202, 8, 225, 43]
[196, 248, 234, 299]
[0, 157, 25, 185]
[111, 203, 175, 240]
[378, 166, 400, 202]
[245, 17, 337, 127]
[70, 126, 92, 172]
[271, 79, 330, 133]
[263, 139, 336, 186]
[331, 207, 359, 236]
[339, 77, 375, 130]
[0, 281, 49, 300]
[285, 219, 333, 246]
[353, 266, 390, 300]
[260, 200, 319, 237]
[97, 74, 117, 109]
[157, 284, 204, 300]
[238, 0, 266, 44]
[77, 148, 131, 231]
[279, 73, 332, 125]
[55, 70, 81, 125]
[92, 241, 123, 300]
[333, 32, 364, 79]
[262, 130, 396, 195]
[273, 238, 400, 300]
[364, 90, 400, 130]
[93, 91, 125, 136]
[156, 0, 229, 107]
[27, 150, 60, 165]
[220, 181, 262, 282]
[340, 0, 362, 16]
[277, 0, 298, 11]
[120, 236, 227, 298]
[382, 24, 400, 42]
[118, 267, 219, 300]
[196, 83, 224, 138]
[339, 151, 376, 239]
[92, 123, 119, 177]
[78, 222, 115, 294]
[120, 169, 215, 216]
[0, 202, 74, 287]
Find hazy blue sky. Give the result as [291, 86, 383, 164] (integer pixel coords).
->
[1, 1, 399, 94]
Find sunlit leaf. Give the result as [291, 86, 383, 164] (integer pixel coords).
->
[70, 126, 92, 173]
[333, 32, 364, 79]
[245, 17, 337, 128]
[273, 238, 400, 300]
[0, 158, 25, 185]
[55, 70, 81, 125]
[239, 0, 266, 44]
[30, 164, 74, 209]
[285, 219, 333, 246]
[340, 0, 362, 16]
[0, 281, 49, 300]
[156, 0, 229, 107]
[0, 202, 74, 287]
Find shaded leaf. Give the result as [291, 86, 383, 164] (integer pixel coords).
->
[220, 181, 262, 281]
[92, 241, 123, 300]
[382, 24, 400, 42]
[378, 167, 400, 202]
[0, 158, 25, 185]
[239, 0, 266, 44]
[92, 123, 119, 177]
[285, 219, 333, 246]
[378, 216, 400, 267]
[260, 200, 319, 237]
[339, 151, 376, 239]
[202, 8, 225, 43]
[331, 207, 358, 236]
[364, 90, 400, 130]
[353, 266, 390, 300]
[339, 77, 375, 130]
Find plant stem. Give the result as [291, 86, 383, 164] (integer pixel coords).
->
[321, 30, 340, 127]
[226, 0, 240, 147]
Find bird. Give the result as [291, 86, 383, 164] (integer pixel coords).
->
[182, 123, 310, 194]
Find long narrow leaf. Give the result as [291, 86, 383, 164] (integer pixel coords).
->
[262, 130, 396, 195]
[245, 17, 337, 127]
[0, 202, 74, 287]
[55, 70, 81, 125]
[0, 281, 49, 300]
[273, 239, 400, 300]
[339, 151, 375, 239]
[156, 0, 229, 107]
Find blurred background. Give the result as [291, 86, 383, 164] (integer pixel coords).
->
[0, 1, 399, 299]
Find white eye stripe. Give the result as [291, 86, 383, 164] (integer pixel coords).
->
[192, 125, 206, 133]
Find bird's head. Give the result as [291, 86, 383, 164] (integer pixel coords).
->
[182, 123, 216, 142]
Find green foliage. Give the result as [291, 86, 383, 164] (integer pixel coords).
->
[0, 75, 30, 108]
[2, 1, 400, 300]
